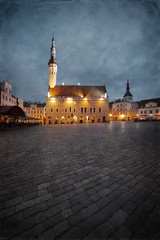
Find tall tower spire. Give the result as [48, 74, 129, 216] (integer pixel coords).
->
[48, 32, 57, 88]
[123, 77, 133, 102]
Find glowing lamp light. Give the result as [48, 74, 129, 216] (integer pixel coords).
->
[83, 98, 87, 101]
[51, 98, 55, 102]
[48, 92, 50, 98]
[121, 114, 125, 118]
[67, 97, 72, 103]
[109, 114, 112, 117]
[99, 97, 104, 101]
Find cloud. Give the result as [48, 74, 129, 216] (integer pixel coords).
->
[0, 0, 160, 102]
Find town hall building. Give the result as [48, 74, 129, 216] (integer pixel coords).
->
[46, 35, 109, 124]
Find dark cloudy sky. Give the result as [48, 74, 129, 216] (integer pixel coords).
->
[0, 0, 160, 102]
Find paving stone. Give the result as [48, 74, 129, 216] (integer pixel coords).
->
[79, 216, 98, 235]
[122, 200, 137, 215]
[94, 221, 115, 238]
[24, 202, 48, 218]
[81, 203, 99, 219]
[61, 208, 73, 219]
[68, 213, 83, 227]
[34, 211, 48, 224]
[11, 231, 27, 240]
[23, 191, 37, 201]
[17, 217, 34, 233]
[34, 193, 53, 204]
[47, 205, 61, 217]
[98, 187, 111, 197]
[53, 220, 70, 236]
[59, 200, 71, 211]
[38, 188, 48, 196]
[38, 229, 55, 240]
[0, 207, 15, 219]
[37, 182, 50, 190]
[28, 223, 45, 239]
[1, 123, 160, 239]
[16, 199, 35, 212]
[5, 196, 23, 208]
[3, 212, 23, 228]
[108, 209, 128, 228]
[115, 225, 132, 239]
[1, 225, 17, 239]
[44, 214, 62, 230]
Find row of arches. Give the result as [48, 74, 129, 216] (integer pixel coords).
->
[48, 116, 106, 124]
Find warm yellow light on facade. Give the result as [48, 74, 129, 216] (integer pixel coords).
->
[109, 114, 112, 117]
[99, 97, 104, 101]
[121, 114, 125, 118]
[61, 116, 65, 119]
[67, 98, 72, 103]
[48, 92, 50, 98]
[51, 98, 55, 102]
[86, 116, 89, 120]
[83, 98, 87, 100]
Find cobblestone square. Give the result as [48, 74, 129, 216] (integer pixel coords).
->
[0, 122, 160, 239]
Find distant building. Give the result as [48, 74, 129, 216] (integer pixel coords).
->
[46, 34, 109, 124]
[110, 80, 138, 121]
[138, 98, 160, 120]
[24, 102, 46, 124]
[0, 80, 24, 109]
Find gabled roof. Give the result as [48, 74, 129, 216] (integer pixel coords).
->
[137, 98, 160, 107]
[49, 85, 107, 98]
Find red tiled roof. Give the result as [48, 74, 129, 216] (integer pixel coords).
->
[49, 85, 107, 98]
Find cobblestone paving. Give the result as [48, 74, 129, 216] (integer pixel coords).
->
[0, 122, 160, 240]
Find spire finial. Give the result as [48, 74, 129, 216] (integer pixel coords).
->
[52, 27, 54, 41]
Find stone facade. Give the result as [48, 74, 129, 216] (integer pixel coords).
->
[24, 103, 46, 124]
[0, 80, 24, 109]
[109, 81, 138, 121]
[46, 95, 109, 124]
[110, 100, 138, 121]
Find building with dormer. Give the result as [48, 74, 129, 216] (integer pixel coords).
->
[109, 80, 138, 121]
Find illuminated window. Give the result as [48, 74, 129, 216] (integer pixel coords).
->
[99, 108, 101, 113]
